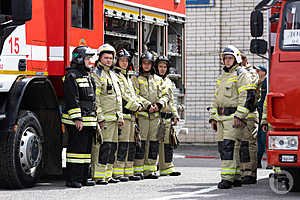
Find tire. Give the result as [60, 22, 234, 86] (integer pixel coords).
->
[0, 110, 43, 189]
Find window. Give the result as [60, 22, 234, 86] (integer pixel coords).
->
[280, 1, 300, 50]
[71, 0, 93, 29]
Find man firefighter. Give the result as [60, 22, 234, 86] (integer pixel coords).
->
[155, 56, 181, 176]
[132, 52, 169, 179]
[112, 48, 143, 182]
[91, 44, 123, 185]
[238, 52, 263, 185]
[62, 46, 97, 188]
[209, 45, 255, 189]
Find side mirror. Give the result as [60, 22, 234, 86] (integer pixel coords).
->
[251, 10, 264, 37]
[250, 39, 268, 54]
[11, 0, 32, 22]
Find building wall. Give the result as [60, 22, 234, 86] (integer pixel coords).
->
[181, 0, 268, 143]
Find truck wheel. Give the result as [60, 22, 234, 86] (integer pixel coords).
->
[0, 110, 43, 189]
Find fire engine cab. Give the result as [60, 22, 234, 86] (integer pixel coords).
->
[0, 0, 186, 189]
[251, 0, 300, 194]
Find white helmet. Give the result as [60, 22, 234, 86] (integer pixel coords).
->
[97, 43, 116, 59]
[220, 45, 242, 64]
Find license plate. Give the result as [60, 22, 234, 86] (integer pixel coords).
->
[280, 154, 297, 163]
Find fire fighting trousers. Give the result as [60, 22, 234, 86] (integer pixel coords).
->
[134, 117, 160, 176]
[240, 119, 258, 178]
[113, 116, 136, 178]
[217, 118, 243, 182]
[159, 119, 175, 175]
[65, 125, 94, 183]
[91, 121, 119, 181]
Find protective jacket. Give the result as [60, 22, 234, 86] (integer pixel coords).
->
[113, 66, 142, 119]
[209, 64, 254, 122]
[132, 73, 169, 118]
[261, 98, 267, 125]
[160, 76, 179, 119]
[62, 63, 97, 127]
[92, 62, 123, 123]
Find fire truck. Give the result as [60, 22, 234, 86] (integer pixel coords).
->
[251, 0, 300, 194]
[0, 0, 186, 189]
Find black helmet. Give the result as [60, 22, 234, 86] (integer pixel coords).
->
[72, 46, 94, 65]
[116, 48, 131, 65]
[154, 56, 169, 77]
[139, 52, 155, 74]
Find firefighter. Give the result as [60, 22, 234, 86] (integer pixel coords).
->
[62, 46, 97, 188]
[154, 56, 181, 176]
[209, 45, 255, 189]
[112, 49, 143, 182]
[132, 52, 169, 179]
[91, 44, 123, 185]
[239, 52, 262, 185]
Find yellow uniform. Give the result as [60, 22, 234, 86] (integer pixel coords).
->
[210, 64, 254, 184]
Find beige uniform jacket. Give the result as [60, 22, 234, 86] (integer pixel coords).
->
[92, 63, 123, 123]
[132, 73, 169, 119]
[113, 66, 142, 119]
[209, 64, 254, 121]
[160, 76, 179, 119]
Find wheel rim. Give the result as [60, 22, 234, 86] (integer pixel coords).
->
[19, 127, 42, 176]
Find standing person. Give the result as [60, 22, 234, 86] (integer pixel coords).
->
[256, 66, 267, 168]
[209, 45, 254, 189]
[112, 49, 143, 182]
[132, 52, 169, 179]
[62, 46, 97, 188]
[91, 44, 123, 185]
[155, 56, 181, 176]
[239, 53, 262, 185]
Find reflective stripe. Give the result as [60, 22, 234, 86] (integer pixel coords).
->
[66, 158, 91, 163]
[226, 77, 237, 84]
[238, 84, 256, 93]
[106, 170, 113, 177]
[134, 166, 144, 172]
[161, 88, 167, 95]
[125, 99, 134, 110]
[76, 78, 88, 83]
[154, 81, 161, 86]
[78, 83, 90, 87]
[113, 168, 124, 175]
[135, 87, 140, 94]
[68, 108, 81, 114]
[66, 153, 91, 158]
[138, 79, 148, 85]
[160, 167, 174, 175]
[237, 106, 249, 114]
[144, 164, 157, 172]
[93, 171, 105, 178]
[210, 108, 217, 114]
[103, 114, 118, 121]
[137, 111, 149, 117]
[61, 118, 97, 126]
[221, 168, 236, 175]
[247, 113, 257, 119]
[124, 168, 133, 175]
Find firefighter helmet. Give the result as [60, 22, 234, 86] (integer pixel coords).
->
[154, 55, 169, 75]
[97, 43, 116, 59]
[71, 46, 95, 65]
[220, 45, 242, 64]
[139, 52, 154, 73]
[116, 48, 131, 62]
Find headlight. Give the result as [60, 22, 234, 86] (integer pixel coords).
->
[269, 136, 298, 150]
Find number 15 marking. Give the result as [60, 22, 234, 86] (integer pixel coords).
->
[9, 37, 20, 54]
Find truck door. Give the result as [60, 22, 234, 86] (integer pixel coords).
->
[65, 0, 103, 67]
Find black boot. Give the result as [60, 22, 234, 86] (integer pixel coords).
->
[129, 175, 141, 181]
[82, 179, 96, 186]
[96, 179, 108, 185]
[169, 172, 181, 176]
[118, 176, 129, 182]
[233, 180, 242, 187]
[241, 176, 257, 184]
[66, 181, 82, 188]
[144, 174, 159, 179]
[108, 178, 120, 183]
[217, 180, 233, 189]
[135, 174, 144, 180]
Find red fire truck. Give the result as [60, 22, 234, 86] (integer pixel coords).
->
[251, 0, 300, 194]
[0, 0, 186, 189]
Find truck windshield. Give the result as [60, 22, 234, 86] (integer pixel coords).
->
[280, 1, 300, 50]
